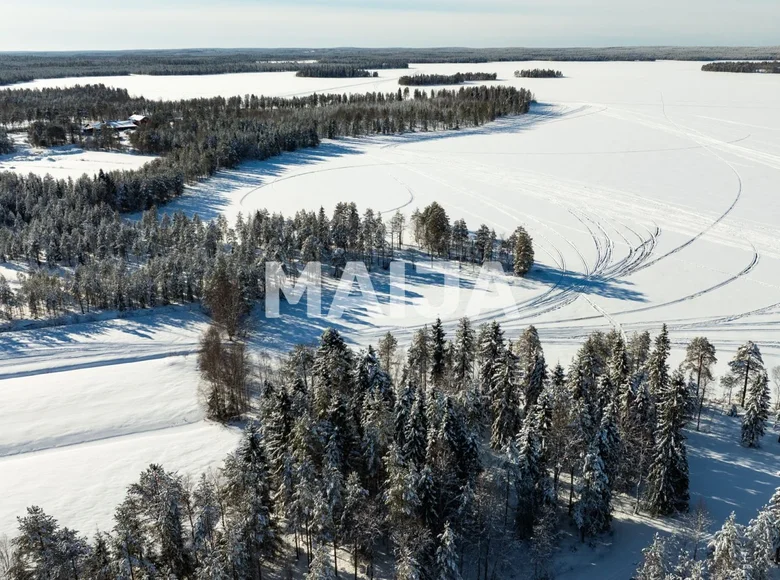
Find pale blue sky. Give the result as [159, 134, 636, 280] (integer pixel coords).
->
[2, 0, 778, 51]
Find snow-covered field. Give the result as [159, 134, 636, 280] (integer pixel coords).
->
[2, 61, 780, 576]
[0, 134, 156, 180]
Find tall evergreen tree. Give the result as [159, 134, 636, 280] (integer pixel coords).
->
[729, 341, 765, 407]
[741, 371, 770, 448]
[644, 370, 689, 515]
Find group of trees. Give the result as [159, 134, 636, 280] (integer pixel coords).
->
[4, 47, 780, 85]
[0, 52, 409, 86]
[6, 319, 715, 578]
[702, 61, 780, 74]
[0, 128, 12, 154]
[398, 73, 498, 86]
[636, 491, 780, 579]
[409, 202, 534, 274]
[0, 84, 533, 221]
[514, 69, 563, 79]
[0, 197, 533, 323]
[296, 65, 378, 78]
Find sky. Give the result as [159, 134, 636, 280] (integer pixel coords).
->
[1, 0, 779, 51]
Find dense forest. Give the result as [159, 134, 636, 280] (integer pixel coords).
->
[2, 46, 780, 85]
[398, 73, 498, 86]
[0, 83, 532, 260]
[0, 197, 533, 324]
[701, 61, 780, 73]
[0, 52, 408, 86]
[295, 65, 378, 78]
[0, 319, 704, 578]
[6, 316, 774, 579]
[515, 69, 563, 79]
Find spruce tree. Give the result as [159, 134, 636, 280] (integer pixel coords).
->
[709, 512, 745, 580]
[573, 436, 612, 541]
[647, 325, 670, 397]
[490, 348, 521, 450]
[741, 371, 770, 448]
[435, 522, 462, 580]
[644, 371, 689, 515]
[512, 226, 534, 276]
[430, 318, 447, 388]
[452, 317, 476, 393]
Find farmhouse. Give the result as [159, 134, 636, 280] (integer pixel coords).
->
[83, 115, 148, 134]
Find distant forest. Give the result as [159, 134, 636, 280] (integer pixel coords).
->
[295, 64, 378, 78]
[515, 69, 563, 78]
[2, 46, 780, 85]
[701, 61, 780, 73]
[398, 73, 497, 86]
[0, 84, 533, 302]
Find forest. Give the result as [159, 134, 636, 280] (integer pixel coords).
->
[0, 52, 408, 86]
[0, 83, 532, 281]
[0, 197, 533, 324]
[4, 314, 776, 579]
[514, 69, 563, 79]
[398, 73, 498, 86]
[295, 65, 378, 78]
[2, 47, 780, 85]
[701, 61, 780, 74]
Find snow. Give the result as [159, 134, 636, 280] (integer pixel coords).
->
[0, 306, 242, 536]
[2, 60, 780, 576]
[0, 134, 157, 180]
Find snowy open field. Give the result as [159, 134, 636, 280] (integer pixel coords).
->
[2, 61, 780, 576]
[0, 134, 157, 180]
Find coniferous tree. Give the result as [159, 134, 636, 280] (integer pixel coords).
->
[435, 522, 462, 580]
[729, 341, 765, 407]
[741, 371, 770, 448]
[452, 317, 476, 393]
[573, 436, 612, 542]
[709, 513, 745, 580]
[512, 226, 534, 276]
[647, 325, 670, 397]
[430, 318, 447, 388]
[644, 370, 689, 515]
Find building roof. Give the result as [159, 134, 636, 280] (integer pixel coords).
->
[129, 114, 149, 122]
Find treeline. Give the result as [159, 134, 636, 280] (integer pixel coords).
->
[0, 84, 532, 254]
[0, 51, 409, 86]
[515, 69, 563, 78]
[0, 199, 532, 322]
[6, 318, 725, 578]
[3, 47, 780, 85]
[702, 61, 780, 74]
[296, 65, 378, 78]
[399, 73, 498, 86]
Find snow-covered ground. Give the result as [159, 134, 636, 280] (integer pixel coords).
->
[2, 61, 780, 576]
[0, 307, 241, 537]
[0, 134, 156, 180]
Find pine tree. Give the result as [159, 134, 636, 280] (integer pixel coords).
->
[742, 371, 770, 448]
[644, 371, 689, 515]
[729, 341, 765, 407]
[377, 331, 399, 382]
